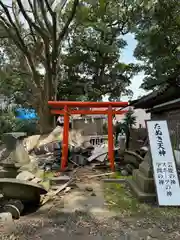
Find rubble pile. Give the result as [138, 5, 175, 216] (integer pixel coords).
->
[23, 126, 94, 171]
[0, 127, 148, 222]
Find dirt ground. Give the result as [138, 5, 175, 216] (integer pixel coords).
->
[2, 168, 180, 240]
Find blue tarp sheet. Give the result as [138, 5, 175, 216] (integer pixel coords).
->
[15, 108, 38, 120]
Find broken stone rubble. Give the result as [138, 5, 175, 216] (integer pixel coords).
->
[0, 127, 147, 178]
[0, 128, 149, 221]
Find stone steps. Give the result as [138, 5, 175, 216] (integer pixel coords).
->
[139, 160, 153, 178]
[127, 178, 156, 202]
[132, 169, 155, 193]
[127, 151, 156, 202]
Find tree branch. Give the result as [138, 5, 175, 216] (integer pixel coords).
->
[16, 0, 47, 38]
[43, 0, 57, 72]
[12, 1, 21, 30]
[29, 0, 49, 35]
[0, 1, 40, 87]
[37, 0, 52, 34]
[57, 0, 79, 46]
[0, 2, 30, 51]
[0, 16, 24, 51]
[44, 0, 54, 16]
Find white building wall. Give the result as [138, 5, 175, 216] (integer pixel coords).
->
[115, 107, 150, 128]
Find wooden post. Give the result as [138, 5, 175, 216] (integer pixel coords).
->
[108, 105, 114, 171]
[61, 105, 69, 170]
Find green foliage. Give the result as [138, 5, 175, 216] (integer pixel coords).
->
[133, 0, 180, 90]
[58, 0, 141, 100]
[0, 0, 81, 132]
[115, 109, 136, 134]
[0, 107, 16, 135]
[0, 38, 40, 107]
[114, 109, 136, 148]
[0, 107, 38, 138]
[0, 0, 142, 106]
[115, 122, 126, 136]
[13, 119, 38, 135]
[123, 109, 136, 129]
[104, 176, 180, 217]
[0, 0, 142, 133]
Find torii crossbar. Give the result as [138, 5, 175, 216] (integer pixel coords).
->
[48, 101, 129, 171]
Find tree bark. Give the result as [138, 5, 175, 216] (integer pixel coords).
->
[37, 102, 54, 134]
[34, 83, 55, 134]
[125, 127, 130, 149]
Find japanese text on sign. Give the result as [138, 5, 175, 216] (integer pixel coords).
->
[156, 162, 176, 197]
[154, 123, 166, 157]
[147, 120, 180, 206]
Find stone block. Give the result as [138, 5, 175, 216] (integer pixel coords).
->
[144, 151, 152, 165]
[0, 212, 13, 223]
[0, 212, 16, 234]
[0, 178, 47, 203]
[139, 161, 153, 178]
[133, 169, 155, 193]
[0, 167, 17, 178]
[123, 153, 139, 168]
[72, 154, 87, 165]
[2, 132, 27, 150]
[127, 178, 156, 202]
[50, 175, 70, 185]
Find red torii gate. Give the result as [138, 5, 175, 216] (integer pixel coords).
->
[48, 101, 129, 171]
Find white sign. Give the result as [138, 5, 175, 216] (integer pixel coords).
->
[147, 120, 180, 206]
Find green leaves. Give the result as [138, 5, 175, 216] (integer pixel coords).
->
[0, 0, 141, 106]
[61, 0, 141, 100]
[134, 0, 180, 90]
[99, 0, 106, 16]
[124, 109, 136, 128]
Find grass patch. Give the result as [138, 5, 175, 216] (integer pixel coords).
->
[35, 170, 55, 191]
[104, 173, 180, 218]
[36, 169, 56, 180]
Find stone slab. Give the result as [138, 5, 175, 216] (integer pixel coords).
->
[0, 212, 13, 223]
[127, 179, 156, 202]
[2, 132, 27, 150]
[72, 154, 87, 166]
[133, 169, 155, 193]
[0, 167, 18, 178]
[139, 160, 153, 178]
[0, 178, 47, 202]
[50, 175, 70, 185]
[0, 212, 16, 233]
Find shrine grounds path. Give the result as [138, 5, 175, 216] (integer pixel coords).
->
[2, 171, 180, 240]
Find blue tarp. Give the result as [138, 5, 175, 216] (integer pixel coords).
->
[15, 108, 38, 120]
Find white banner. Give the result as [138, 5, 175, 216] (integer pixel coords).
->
[147, 120, 180, 206]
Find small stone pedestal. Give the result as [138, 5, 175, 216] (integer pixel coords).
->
[127, 151, 156, 202]
[0, 132, 28, 178]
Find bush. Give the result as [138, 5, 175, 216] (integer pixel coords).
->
[12, 118, 38, 135]
[0, 107, 38, 138]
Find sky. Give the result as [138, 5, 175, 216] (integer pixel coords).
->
[120, 33, 147, 101]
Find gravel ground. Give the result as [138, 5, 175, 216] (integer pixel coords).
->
[1, 195, 180, 240]
[2, 213, 180, 240]
[1, 167, 180, 240]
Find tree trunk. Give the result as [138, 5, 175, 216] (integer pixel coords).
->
[125, 127, 130, 149]
[35, 72, 57, 134]
[37, 102, 54, 134]
[32, 73, 56, 134]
